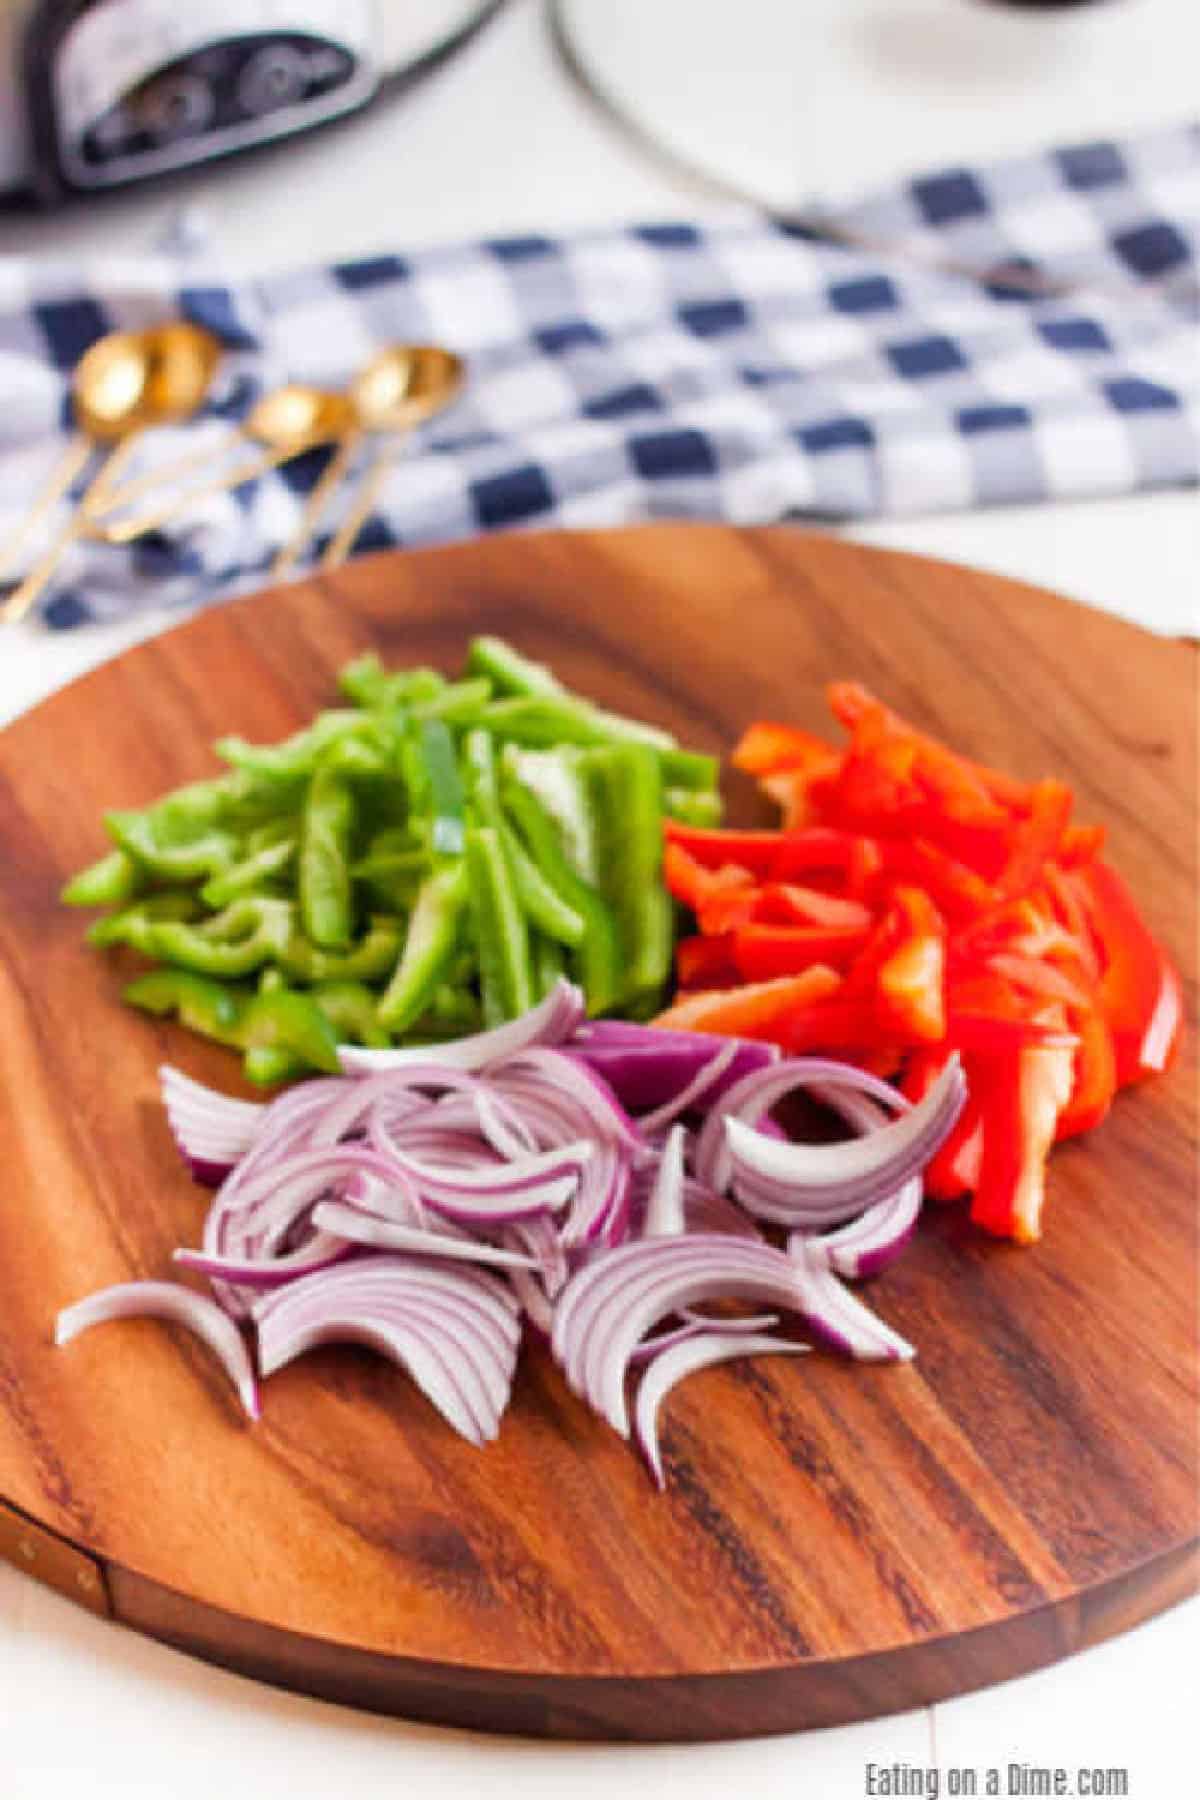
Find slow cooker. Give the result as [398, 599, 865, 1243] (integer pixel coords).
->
[0, 0, 504, 206]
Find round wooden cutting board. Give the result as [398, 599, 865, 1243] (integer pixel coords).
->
[0, 525, 1194, 1741]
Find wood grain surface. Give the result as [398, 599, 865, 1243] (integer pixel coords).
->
[0, 524, 1195, 1741]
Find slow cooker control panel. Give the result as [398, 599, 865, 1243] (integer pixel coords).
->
[52, 0, 379, 189]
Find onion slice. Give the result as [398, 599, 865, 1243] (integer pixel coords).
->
[338, 977, 585, 1074]
[311, 1201, 540, 1269]
[56, 1281, 259, 1419]
[635, 1332, 808, 1487]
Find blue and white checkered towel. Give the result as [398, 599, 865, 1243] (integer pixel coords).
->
[2, 122, 1196, 628]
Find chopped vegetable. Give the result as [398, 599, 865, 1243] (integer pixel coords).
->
[662, 684, 1181, 1243]
[59, 983, 961, 1482]
[63, 640, 719, 1075]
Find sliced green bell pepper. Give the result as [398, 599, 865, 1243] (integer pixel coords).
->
[377, 864, 469, 1033]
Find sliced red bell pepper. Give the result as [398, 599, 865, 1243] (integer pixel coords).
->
[662, 841, 755, 913]
[985, 951, 1095, 1014]
[663, 823, 802, 878]
[874, 886, 947, 1043]
[1070, 860, 1183, 1083]
[825, 681, 1035, 812]
[731, 722, 840, 778]
[653, 965, 843, 1042]
[944, 969, 1080, 1052]
[901, 1049, 983, 1200]
[768, 828, 882, 887]
[995, 779, 1074, 898]
[1057, 823, 1106, 866]
[755, 883, 873, 931]
[1055, 1006, 1117, 1140]
[968, 1030, 1076, 1243]
[732, 923, 872, 982]
[675, 933, 738, 989]
[879, 839, 998, 925]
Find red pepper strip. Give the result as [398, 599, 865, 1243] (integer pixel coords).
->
[732, 924, 872, 982]
[901, 1050, 983, 1200]
[1070, 861, 1183, 1084]
[878, 839, 997, 925]
[662, 842, 755, 913]
[944, 970, 1080, 1051]
[731, 721, 840, 777]
[1057, 823, 1106, 866]
[664, 822, 825, 878]
[826, 681, 1035, 812]
[653, 966, 843, 1042]
[986, 951, 1095, 1014]
[697, 886, 767, 935]
[968, 1027, 1076, 1244]
[1043, 862, 1101, 984]
[774, 994, 900, 1061]
[675, 934, 738, 989]
[995, 779, 1074, 899]
[759, 769, 833, 831]
[1055, 1008, 1117, 1141]
[768, 829, 881, 886]
[875, 886, 947, 1043]
[756, 883, 874, 930]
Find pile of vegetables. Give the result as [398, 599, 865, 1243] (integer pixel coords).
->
[658, 683, 1182, 1243]
[56, 983, 967, 1484]
[62, 638, 720, 1084]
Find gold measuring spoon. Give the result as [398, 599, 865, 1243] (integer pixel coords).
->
[321, 346, 465, 570]
[99, 385, 353, 546]
[271, 345, 465, 581]
[1, 322, 222, 624]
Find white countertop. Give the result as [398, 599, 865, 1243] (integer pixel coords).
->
[1, 3, 1196, 1794]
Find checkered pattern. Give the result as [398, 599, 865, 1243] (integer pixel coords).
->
[1, 123, 1196, 628]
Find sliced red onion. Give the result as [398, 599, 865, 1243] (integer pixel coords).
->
[553, 1233, 910, 1436]
[173, 1236, 351, 1289]
[636, 1040, 740, 1136]
[635, 1331, 809, 1487]
[382, 1140, 592, 1222]
[338, 977, 585, 1074]
[805, 1178, 923, 1281]
[570, 1024, 777, 1114]
[160, 1065, 266, 1183]
[627, 1310, 780, 1366]
[642, 1124, 686, 1238]
[693, 1056, 912, 1196]
[311, 1201, 540, 1269]
[489, 1048, 642, 1152]
[56, 1281, 258, 1419]
[722, 1057, 965, 1226]
[256, 1257, 519, 1443]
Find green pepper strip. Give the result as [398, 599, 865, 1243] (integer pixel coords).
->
[215, 710, 369, 781]
[418, 717, 467, 856]
[579, 744, 672, 1010]
[663, 786, 723, 827]
[466, 636, 566, 699]
[500, 777, 620, 1015]
[466, 731, 580, 944]
[124, 970, 243, 1045]
[105, 810, 239, 884]
[201, 837, 296, 909]
[62, 848, 144, 908]
[412, 677, 493, 726]
[465, 825, 535, 1029]
[532, 932, 566, 999]
[300, 763, 355, 949]
[377, 865, 469, 1033]
[279, 916, 403, 984]
[237, 989, 341, 1074]
[87, 892, 201, 949]
[309, 981, 390, 1048]
[476, 697, 674, 752]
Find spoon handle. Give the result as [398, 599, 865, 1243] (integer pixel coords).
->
[271, 430, 362, 581]
[93, 426, 247, 515]
[99, 441, 310, 545]
[1, 436, 135, 624]
[0, 434, 93, 584]
[321, 436, 404, 570]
